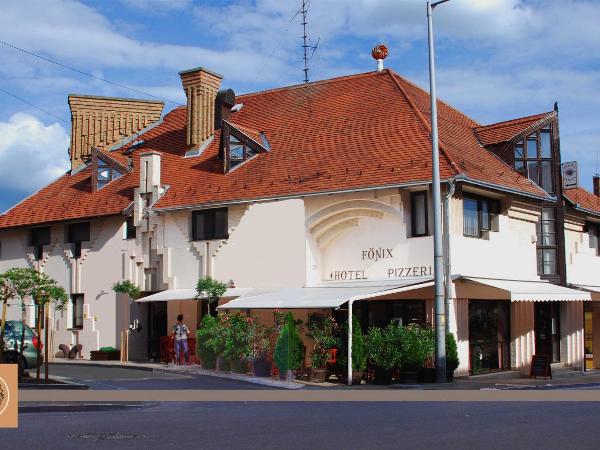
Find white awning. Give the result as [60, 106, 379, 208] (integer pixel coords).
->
[459, 276, 591, 302]
[135, 287, 258, 303]
[569, 284, 600, 294]
[218, 278, 434, 310]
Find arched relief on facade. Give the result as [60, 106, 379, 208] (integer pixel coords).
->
[317, 218, 359, 249]
[306, 199, 401, 229]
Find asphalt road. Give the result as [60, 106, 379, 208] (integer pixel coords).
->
[45, 363, 273, 390]
[5, 401, 600, 449]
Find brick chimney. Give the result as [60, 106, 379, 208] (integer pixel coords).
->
[68, 95, 164, 171]
[179, 67, 223, 149]
[594, 175, 600, 197]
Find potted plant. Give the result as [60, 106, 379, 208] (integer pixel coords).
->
[223, 312, 252, 374]
[205, 315, 228, 371]
[446, 332, 460, 381]
[334, 314, 367, 384]
[90, 347, 121, 361]
[274, 312, 304, 381]
[248, 320, 273, 377]
[196, 315, 219, 369]
[306, 315, 338, 383]
[399, 324, 435, 383]
[112, 280, 141, 300]
[366, 324, 402, 385]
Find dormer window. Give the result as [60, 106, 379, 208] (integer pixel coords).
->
[91, 148, 131, 192]
[221, 121, 269, 173]
[514, 126, 554, 193]
[97, 159, 123, 190]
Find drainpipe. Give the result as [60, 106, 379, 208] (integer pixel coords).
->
[443, 179, 456, 334]
[347, 300, 353, 386]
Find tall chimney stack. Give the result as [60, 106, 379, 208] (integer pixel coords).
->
[68, 95, 163, 171]
[179, 67, 223, 149]
[593, 175, 600, 197]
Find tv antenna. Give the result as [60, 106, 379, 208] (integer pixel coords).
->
[291, 0, 320, 83]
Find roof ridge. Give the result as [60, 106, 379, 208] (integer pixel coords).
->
[237, 70, 385, 99]
[389, 70, 482, 128]
[386, 69, 461, 176]
[474, 111, 554, 132]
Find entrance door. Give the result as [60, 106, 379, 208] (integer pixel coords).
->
[148, 301, 167, 361]
[469, 301, 510, 374]
[534, 303, 560, 362]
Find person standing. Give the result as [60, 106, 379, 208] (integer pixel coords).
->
[172, 314, 190, 365]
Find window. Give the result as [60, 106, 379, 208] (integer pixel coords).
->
[222, 122, 268, 172]
[463, 196, 499, 238]
[410, 191, 428, 237]
[66, 222, 90, 259]
[587, 222, 600, 256]
[30, 226, 51, 260]
[71, 294, 84, 329]
[536, 207, 557, 275]
[514, 127, 554, 193]
[125, 216, 136, 240]
[96, 158, 123, 190]
[191, 208, 229, 241]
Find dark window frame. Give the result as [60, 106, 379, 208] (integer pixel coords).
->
[410, 191, 429, 237]
[66, 222, 90, 259]
[30, 226, 51, 260]
[191, 208, 229, 241]
[536, 206, 558, 276]
[125, 216, 136, 240]
[70, 294, 84, 330]
[586, 222, 600, 256]
[463, 195, 500, 238]
[514, 126, 554, 194]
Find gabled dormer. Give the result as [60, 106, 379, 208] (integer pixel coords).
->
[91, 148, 132, 192]
[221, 121, 270, 173]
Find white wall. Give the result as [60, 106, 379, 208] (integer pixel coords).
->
[565, 214, 600, 286]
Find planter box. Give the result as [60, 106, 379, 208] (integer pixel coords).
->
[252, 359, 272, 377]
[90, 350, 120, 361]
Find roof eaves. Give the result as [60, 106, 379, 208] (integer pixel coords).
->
[457, 174, 553, 202]
[563, 193, 600, 218]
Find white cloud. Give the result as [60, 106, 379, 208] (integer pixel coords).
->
[120, 0, 192, 12]
[0, 113, 69, 192]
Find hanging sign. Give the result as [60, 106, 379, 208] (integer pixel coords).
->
[561, 161, 579, 189]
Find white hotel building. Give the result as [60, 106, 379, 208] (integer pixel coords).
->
[1, 65, 599, 376]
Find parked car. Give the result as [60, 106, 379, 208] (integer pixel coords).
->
[1, 320, 43, 373]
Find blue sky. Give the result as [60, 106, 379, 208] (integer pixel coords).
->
[1, 0, 599, 213]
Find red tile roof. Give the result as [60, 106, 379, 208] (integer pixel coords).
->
[0, 69, 550, 230]
[564, 187, 600, 217]
[474, 112, 553, 146]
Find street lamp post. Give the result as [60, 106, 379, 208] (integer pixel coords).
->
[427, 0, 450, 383]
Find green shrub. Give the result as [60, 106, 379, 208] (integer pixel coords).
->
[365, 324, 403, 370]
[274, 312, 304, 373]
[306, 314, 338, 369]
[99, 346, 118, 352]
[196, 315, 219, 368]
[446, 332, 459, 370]
[222, 313, 253, 362]
[111, 280, 140, 299]
[399, 324, 435, 369]
[335, 314, 367, 372]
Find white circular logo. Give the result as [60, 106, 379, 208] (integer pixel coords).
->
[0, 375, 10, 417]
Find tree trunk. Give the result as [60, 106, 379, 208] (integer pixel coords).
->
[0, 296, 8, 362]
[36, 303, 42, 383]
[19, 302, 26, 354]
[44, 302, 49, 384]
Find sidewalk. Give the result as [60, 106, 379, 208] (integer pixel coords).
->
[50, 359, 600, 391]
[51, 359, 303, 390]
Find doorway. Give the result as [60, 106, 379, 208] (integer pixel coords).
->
[148, 301, 167, 362]
[534, 303, 560, 362]
[469, 300, 510, 374]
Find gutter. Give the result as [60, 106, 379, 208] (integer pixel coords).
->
[563, 196, 600, 219]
